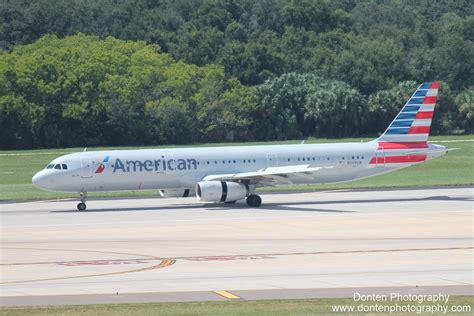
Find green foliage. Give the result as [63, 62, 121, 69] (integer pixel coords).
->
[0, 34, 254, 148]
[0, 0, 473, 148]
[2, 0, 472, 89]
[253, 73, 367, 139]
[457, 89, 474, 133]
[367, 81, 419, 134]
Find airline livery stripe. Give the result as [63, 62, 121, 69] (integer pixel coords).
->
[426, 89, 438, 96]
[419, 83, 430, 89]
[408, 126, 430, 134]
[411, 119, 432, 127]
[415, 111, 433, 119]
[379, 134, 429, 142]
[419, 104, 435, 111]
[423, 96, 437, 104]
[391, 120, 413, 127]
[419, 82, 440, 89]
[408, 98, 424, 104]
[414, 90, 427, 97]
[369, 155, 427, 164]
[398, 113, 417, 120]
[402, 106, 420, 113]
[414, 89, 438, 97]
[386, 128, 409, 134]
[378, 142, 428, 150]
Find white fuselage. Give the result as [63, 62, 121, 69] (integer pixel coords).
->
[32, 141, 446, 193]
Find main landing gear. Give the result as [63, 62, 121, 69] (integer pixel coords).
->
[77, 192, 87, 211]
[246, 194, 262, 207]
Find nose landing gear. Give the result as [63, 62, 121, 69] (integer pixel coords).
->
[77, 192, 87, 211]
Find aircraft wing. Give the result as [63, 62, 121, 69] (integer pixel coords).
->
[202, 165, 332, 186]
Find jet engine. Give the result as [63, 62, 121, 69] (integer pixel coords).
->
[159, 188, 194, 198]
[196, 181, 249, 202]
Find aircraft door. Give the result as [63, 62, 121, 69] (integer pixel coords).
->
[80, 157, 93, 178]
[376, 146, 385, 168]
[266, 153, 278, 168]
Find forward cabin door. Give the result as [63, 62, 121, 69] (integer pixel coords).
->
[376, 146, 385, 168]
[80, 157, 93, 178]
[266, 153, 278, 168]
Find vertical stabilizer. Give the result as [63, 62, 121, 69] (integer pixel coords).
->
[376, 82, 439, 146]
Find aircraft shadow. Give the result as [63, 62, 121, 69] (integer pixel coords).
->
[49, 195, 470, 213]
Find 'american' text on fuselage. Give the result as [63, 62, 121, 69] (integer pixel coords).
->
[113, 158, 197, 173]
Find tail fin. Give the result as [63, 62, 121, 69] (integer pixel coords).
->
[376, 82, 439, 144]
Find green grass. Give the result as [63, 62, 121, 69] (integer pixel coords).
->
[0, 136, 473, 201]
[1, 296, 473, 316]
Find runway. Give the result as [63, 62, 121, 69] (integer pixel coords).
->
[1, 187, 473, 306]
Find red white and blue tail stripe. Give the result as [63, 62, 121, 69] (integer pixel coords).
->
[370, 82, 440, 165]
[377, 82, 439, 144]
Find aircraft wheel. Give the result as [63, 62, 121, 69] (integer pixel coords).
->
[77, 202, 87, 211]
[246, 195, 262, 207]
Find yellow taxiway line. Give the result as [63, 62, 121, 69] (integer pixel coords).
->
[213, 290, 241, 299]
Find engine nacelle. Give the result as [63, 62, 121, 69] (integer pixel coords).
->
[196, 181, 249, 202]
[159, 188, 194, 198]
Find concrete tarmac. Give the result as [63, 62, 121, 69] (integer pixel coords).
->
[1, 187, 473, 306]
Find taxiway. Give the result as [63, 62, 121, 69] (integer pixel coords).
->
[1, 187, 473, 306]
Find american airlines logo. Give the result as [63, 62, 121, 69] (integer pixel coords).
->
[95, 156, 110, 173]
[113, 158, 198, 173]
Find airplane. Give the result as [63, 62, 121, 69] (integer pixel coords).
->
[32, 82, 447, 210]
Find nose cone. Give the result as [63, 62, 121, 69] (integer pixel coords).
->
[32, 171, 50, 190]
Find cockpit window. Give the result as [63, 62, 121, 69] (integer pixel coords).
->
[54, 164, 61, 170]
[46, 164, 54, 169]
[62, 164, 68, 170]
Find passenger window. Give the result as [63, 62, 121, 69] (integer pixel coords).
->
[46, 164, 54, 169]
[54, 164, 61, 170]
[62, 164, 68, 170]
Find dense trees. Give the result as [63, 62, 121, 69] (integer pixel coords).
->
[0, 35, 256, 148]
[0, 0, 472, 149]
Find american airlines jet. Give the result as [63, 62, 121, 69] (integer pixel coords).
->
[32, 82, 447, 210]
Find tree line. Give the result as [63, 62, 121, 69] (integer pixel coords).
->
[0, 0, 472, 149]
